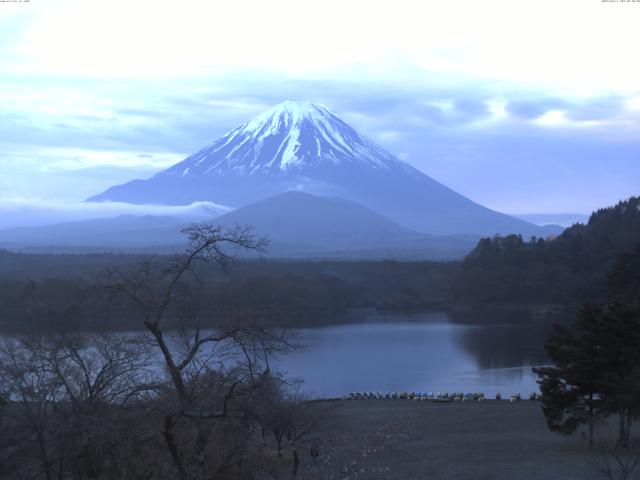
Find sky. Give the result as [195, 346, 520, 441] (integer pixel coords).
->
[0, 0, 639, 224]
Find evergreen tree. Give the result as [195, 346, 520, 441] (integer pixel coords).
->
[535, 245, 640, 445]
[534, 304, 608, 446]
[598, 246, 640, 445]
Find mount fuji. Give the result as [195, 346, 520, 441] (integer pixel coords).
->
[88, 101, 557, 236]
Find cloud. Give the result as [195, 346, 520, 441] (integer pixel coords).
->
[5, 0, 639, 97]
[0, 144, 186, 203]
[481, 97, 508, 123]
[534, 110, 568, 126]
[626, 97, 640, 111]
[0, 142, 181, 179]
[426, 100, 455, 113]
[507, 98, 571, 120]
[0, 198, 231, 230]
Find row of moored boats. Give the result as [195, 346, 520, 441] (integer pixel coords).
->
[345, 392, 540, 402]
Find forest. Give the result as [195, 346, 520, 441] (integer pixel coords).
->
[453, 197, 640, 305]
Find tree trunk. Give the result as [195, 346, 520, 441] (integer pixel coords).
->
[260, 426, 267, 447]
[290, 447, 299, 480]
[588, 394, 594, 447]
[37, 432, 52, 480]
[619, 412, 630, 446]
[163, 415, 187, 479]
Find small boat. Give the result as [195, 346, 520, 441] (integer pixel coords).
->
[431, 397, 452, 403]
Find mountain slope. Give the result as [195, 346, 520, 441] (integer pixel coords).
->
[88, 100, 558, 236]
[208, 191, 478, 258]
[214, 191, 416, 249]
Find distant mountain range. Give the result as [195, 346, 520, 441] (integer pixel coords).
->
[0, 215, 187, 250]
[88, 101, 561, 238]
[513, 213, 589, 228]
[0, 192, 479, 259]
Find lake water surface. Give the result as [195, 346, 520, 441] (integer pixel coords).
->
[273, 311, 552, 398]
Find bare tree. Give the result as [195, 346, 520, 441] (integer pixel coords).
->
[283, 397, 331, 479]
[100, 223, 301, 479]
[0, 388, 18, 478]
[45, 333, 155, 411]
[45, 333, 157, 479]
[0, 336, 64, 480]
[0, 333, 159, 479]
[0, 223, 319, 480]
[253, 380, 332, 479]
[586, 439, 640, 480]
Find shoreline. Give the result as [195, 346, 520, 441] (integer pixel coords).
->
[298, 399, 609, 479]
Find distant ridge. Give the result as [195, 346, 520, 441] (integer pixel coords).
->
[0, 215, 186, 248]
[0, 192, 479, 259]
[514, 213, 588, 228]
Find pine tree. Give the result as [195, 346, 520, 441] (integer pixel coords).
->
[534, 304, 608, 446]
[535, 244, 640, 445]
[597, 246, 640, 445]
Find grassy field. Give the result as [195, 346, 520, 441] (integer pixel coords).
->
[296, 399, 611, 480]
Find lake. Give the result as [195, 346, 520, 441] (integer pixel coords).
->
[273, 311, 552, 398]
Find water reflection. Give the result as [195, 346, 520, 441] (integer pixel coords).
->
[273, 311, 555, 398]
[453, 323, 551, 370]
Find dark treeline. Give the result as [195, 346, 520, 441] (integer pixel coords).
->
[453, 197, 640, 305]
[0, 253, 456, 332]
[1, 197, 639, 332]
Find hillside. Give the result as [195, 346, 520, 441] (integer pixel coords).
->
[454, 196, 640, 304]
[212, 191, 477, 258]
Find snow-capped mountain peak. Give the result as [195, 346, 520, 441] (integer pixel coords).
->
[243, 100, 333, 131]
[88, 100, 553, 237]
[159, 100, 415, 177]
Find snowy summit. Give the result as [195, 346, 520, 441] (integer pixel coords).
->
[159, 100, 417, 177]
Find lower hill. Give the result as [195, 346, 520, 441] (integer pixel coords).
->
[211, 191, 477, 258]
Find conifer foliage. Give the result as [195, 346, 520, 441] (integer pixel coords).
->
[535, 244, 640, 446]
